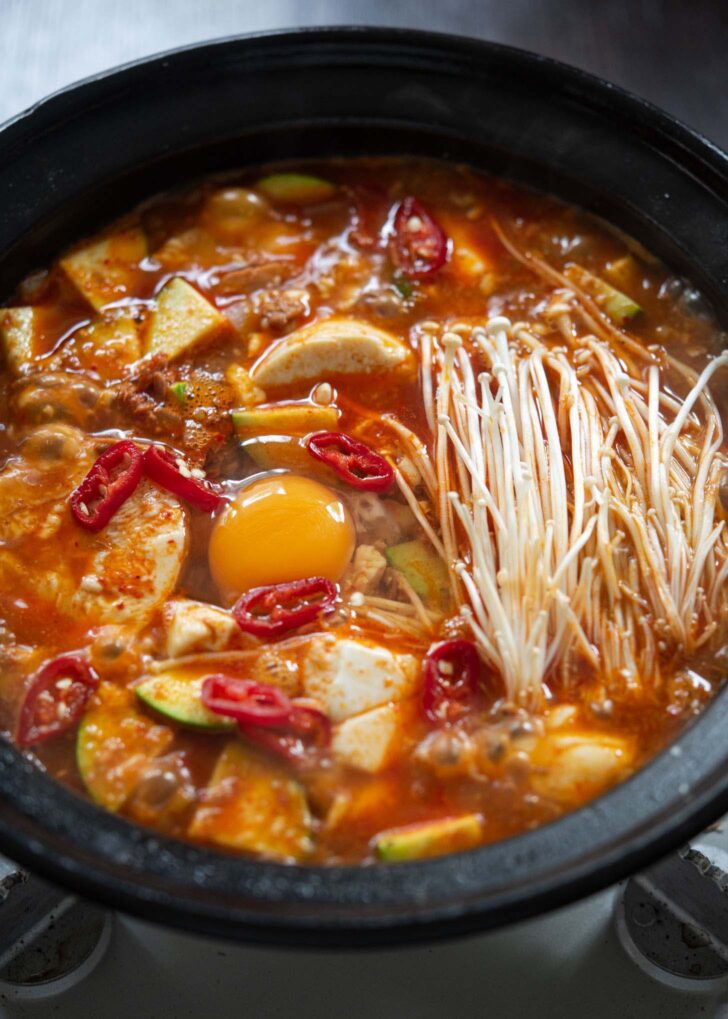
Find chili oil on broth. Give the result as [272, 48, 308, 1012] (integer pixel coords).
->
[0, 157, 724, 866]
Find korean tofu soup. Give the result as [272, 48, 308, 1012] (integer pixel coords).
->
[0, 158, 726, 866]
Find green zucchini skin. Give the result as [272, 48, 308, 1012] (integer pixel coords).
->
[135, 672, 235, 732]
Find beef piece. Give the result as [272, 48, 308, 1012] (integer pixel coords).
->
[114, 355, 184, 437]
[215, 257, 298, 296]
[114, 359, 235, 464]
[204, 434, 245, 479]
[255, 288, 309, 331]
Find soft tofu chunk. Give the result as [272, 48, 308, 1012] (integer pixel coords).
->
[342, 544, 388, 595]
[439, 216, 493, 281]
[453, 238, 489, 278]
[74, 313, 142, 366]
[0, 307, 37, 372]
[530, 732, 635, 803]
[332, 703, 403, 772]
[60, 227, 147, 310]
[162, 598, 238, 658]
[70, 480, 188, 629]
[146, 277, 228, 360]
[2, 308, 141, 377]
[301, 637, 418, 722]
[250, 316, 414, 387]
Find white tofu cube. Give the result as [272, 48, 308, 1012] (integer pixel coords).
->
[60, 227, 147, 310]
[453, 237, 489, 278]
[438, 215, 492, 280]
[163, 598, 238, 658]
[75, 313, 141, 365]
[301, 637, 418, 722]
[332, 703, 403, 772]
[0, 307, 37, 372]
[146, 277, 227, 360]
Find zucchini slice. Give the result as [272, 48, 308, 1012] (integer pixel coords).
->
[385, 539, 450, 609]
[231, 402, 340, 438]
[256, 173, 336, 205]
[77, 683, 173, 812]
[188, 741, 312, 861]
[565, 264, 641, 325]
[374, 814, 483, 862]
[135, 670, 234, 732]
[240, 435, 333, 481]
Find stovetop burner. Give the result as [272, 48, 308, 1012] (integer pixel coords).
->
[2, 828, 728, 1017]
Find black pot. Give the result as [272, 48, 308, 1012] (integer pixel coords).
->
[0, 27, 726, 948]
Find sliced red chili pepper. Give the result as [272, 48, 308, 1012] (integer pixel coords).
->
[232, 577, 337, 638]
[143, 444, 227, 514]
[241, 700, 331, 766]
[391, 196, 448, 278]
[305, 431, 394, 493]
[16, 652, 99, 746]
[69, 439, 143, 531]
[201, 675, 292, 727]
[422, 640, 481, 725]
[201, 678, 330, 766]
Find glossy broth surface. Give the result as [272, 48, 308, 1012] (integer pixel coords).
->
[0, 158, 725, 865]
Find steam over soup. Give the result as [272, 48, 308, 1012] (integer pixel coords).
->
[0, 158, 726, 864]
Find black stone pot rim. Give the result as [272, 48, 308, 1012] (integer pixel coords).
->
[0, 26, 727, 948]
[3, 24, 728, 182]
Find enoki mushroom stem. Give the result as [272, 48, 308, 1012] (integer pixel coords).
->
[420, 312, 727, 707]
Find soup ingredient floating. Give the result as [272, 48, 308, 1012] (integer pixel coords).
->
[16, 653, 99, 746]
[143, 445, 227, 513]
[70, 440, 143, 531]
[209, 475, 355, 598]
[422, 640, 483, 724]
[201, 676, 294, 726]
[250, 317, 413, 386]
[391, 196, 448, 278]
[306, 432, 395, 492]
[135, 669, 236, 731]
[188, 740, 312, 859]
[232, 577, 338, 637]
[201, 675, 331, 767]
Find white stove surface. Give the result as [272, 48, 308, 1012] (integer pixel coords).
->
[0, 875, 726, 1018]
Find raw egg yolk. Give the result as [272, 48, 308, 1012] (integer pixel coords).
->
[209, 474, 355, 600]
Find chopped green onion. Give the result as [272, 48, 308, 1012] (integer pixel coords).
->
[169, 381, 188, 404]
[393, 277, 414, 299]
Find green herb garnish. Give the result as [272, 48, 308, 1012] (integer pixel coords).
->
[169, 381, 188, 405]
[393, 277, 414, 299]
